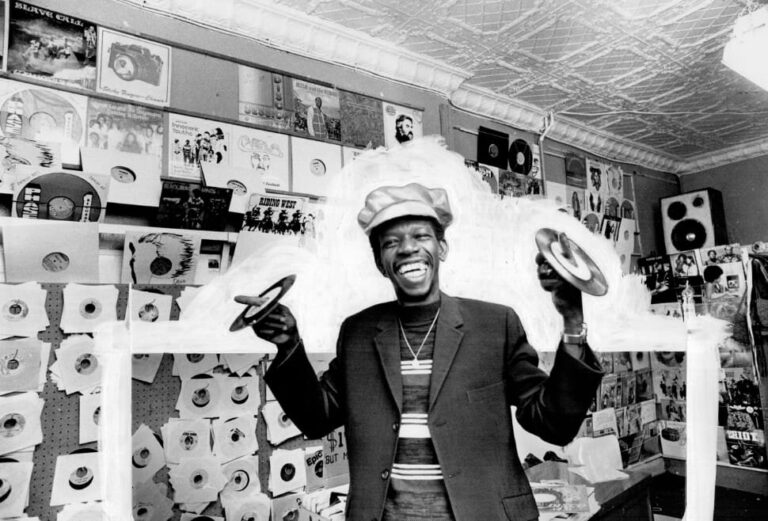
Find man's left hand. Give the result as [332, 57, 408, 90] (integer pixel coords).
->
[536, 252, 584, 328]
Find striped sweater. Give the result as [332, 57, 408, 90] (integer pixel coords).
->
[383, 301, 455, 520]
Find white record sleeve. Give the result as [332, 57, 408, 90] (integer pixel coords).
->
[0, 461, 34, 518]
[50, 452, 102, 506]
[213, 415, 259, 463]
[290, 137, 342, 197]
[81, 147, 162, 206]
[161, 418, 212, 464]
[168, 456, 227, 503]
[201, 163, 266, 214]
[218, 376, 261, 418]
[54, 335, 102, 394]
[0, 338, 44, 395]
[0, 391, 44, 456]
[2, 221, 100, 283]
[130, 289, 173, 324]
[221, 455, 261, 501]
[223, 492, 270, 521]
[172, 353, 219, 379]
[132, 354, 163, 384]
[78, 392, 101, 444]
[229, 125, 290, 191]
[0, 282, 48, 338]
[176, 376, 223, 419]
[60, 283, 119, 333]
[261, 400, 301, 445]
[132, 423, 166, 485]
[268, 448, 307, 496]
[133, 481, 174, 521]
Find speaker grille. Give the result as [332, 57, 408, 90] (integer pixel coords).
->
[671, 219, 708, 251]
[666, 201, 687, 220]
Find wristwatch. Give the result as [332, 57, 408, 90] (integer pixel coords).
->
[562, 323, 588, 345]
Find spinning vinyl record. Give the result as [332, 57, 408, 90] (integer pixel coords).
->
[535, 228, 608, 297]
[0, 88, 84, 143]
[508, 139, 533, 175]
[230, 274, 297, 331]
[13, 171, 105, 221]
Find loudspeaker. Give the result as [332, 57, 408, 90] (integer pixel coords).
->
[660, 188, 727, 254]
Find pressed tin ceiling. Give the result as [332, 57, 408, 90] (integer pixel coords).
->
[129, 0, 768, 174]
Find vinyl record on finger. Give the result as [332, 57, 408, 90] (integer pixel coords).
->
[230, 274, 296, 332]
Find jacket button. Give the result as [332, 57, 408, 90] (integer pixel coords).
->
[381, 469, 389, 480]
[392, 422, 399, 431]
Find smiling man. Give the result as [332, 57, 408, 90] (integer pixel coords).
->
[241, 182, 603, 520]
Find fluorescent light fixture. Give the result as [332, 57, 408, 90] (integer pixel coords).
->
[723, 6, 768, 91]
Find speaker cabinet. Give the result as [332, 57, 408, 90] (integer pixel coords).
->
[660, 188, 728, 254]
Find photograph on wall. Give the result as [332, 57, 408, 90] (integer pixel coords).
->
[0, 77, 88, 166]
[229, 124, 290, 191]
[85, 97, 163, 155]
[238, 64, 294, 131]
[96, 27, 171, 106]
[155, 180, 232, 231]
[567, 187, 585, 221]
[339, 90, 384, 149]
[606, 164, 624, 200]
[291, 78, 341, 141]
[290, 137, 343, 197]
[168, 114, 231, 180]
[585, 158, 607, 216]
[5, 1, 97, 90]
[382, 102, 423, 147]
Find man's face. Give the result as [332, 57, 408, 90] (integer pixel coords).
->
[376, 218, 446, 306]
[396, 118, 413, 142]
[708, 251, 717, 261]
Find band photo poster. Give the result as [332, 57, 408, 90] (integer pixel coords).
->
[96, 27, 172, 106]
[5, 1, 98, 90]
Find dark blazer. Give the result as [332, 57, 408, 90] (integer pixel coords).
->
[265, 293, 603, 521]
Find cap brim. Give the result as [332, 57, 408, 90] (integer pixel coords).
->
[363, 201, 439, 235]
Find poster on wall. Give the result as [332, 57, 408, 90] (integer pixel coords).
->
[5, 1, 97, 90]
[291, 78, 341, 141]
[96, 28, 171, 106]
[0, 78, 87, 166]
[168, 114, 230, 180]
[339, 90, 384, 149]
[565, 153, 587, 189]
[382, 102, 423, 147]
[85, 97, 163, 156]
[229, 124, 290, 191]
[238, 64, 294, 131]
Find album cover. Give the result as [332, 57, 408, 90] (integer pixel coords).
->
[529, 143, 542, 179]
[122, 231, 201, 284]
[465, 160, 499, 194]
[565, 153, 587, 188]
[97, 27, 171, 106]
[653, 367, 686, 401]
[477, 127, 508, 169]
[228, 124, 290, 191]
[2, 221, 100, 283]
[168, 114, 231, 180]
[382, 102, 423, 147]
[625, 372, 637, 405]
[591, 407, 618, 437]
[82, 148, 162, 206]
[613, 352, 632, 373]
[240, 193, 307, 234]
[616, 406, 627, 437]
[721, 366, 761, 407]
[12, 166, 109, 222]
[6, 2, 98, 90]
[0, 135, 60, 195]
[640, 399, 656, 425]
[177, 375, 223, 419]
[596, 352, 613, 374]
[659, 420, 686, 459]
[304, 446, 324, 492]
[727, 404, 764, 432]
[132, 353, 163, 384]
[79, 392, 100, 444]
[339, 90, 384, 148]
[155, 180, 232, 231]
[635, 368, 654, 402]
[725, 429, 766, 468]
[53, 334, 102, 393]
[0, 77, 88, 165]
[262, 400, 301, 445]
[238, 64, 295, 131]
[599, 374, 617, 409]
[585, 158, 606, 216]
[498, 169, 531, 198]
[85, 95, 163, 154]
[637, 255, 676, 304]
[225, 493, 270, 521]
[659, 399, 686, 422]
[291, 78, 341, 141]
[614, 218, 636, 273]
[218, 376, 261, 417]
[606, 164, 624, 199]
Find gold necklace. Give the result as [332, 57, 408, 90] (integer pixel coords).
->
[398, 309, 440, 367]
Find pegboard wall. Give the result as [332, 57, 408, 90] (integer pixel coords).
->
[26, 282, 129, 521]
[130, 284, 334, 520]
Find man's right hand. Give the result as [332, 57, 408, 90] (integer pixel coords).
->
[234, 295, 299, 350]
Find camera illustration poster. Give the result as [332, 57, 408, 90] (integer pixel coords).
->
[5, 1, 98, 90]
[96, 27, 171, 106]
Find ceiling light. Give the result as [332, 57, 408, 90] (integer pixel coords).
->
[723, 5, 768, 91]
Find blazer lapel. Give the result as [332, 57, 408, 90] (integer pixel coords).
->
[374, 305, 403, 412]
[429, 294, 464, 411]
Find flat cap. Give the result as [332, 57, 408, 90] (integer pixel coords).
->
[357, 183, 453, 235]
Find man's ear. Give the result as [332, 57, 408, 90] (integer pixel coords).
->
[439, 240, 448, 262]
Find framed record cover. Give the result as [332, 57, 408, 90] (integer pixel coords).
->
[81, 147, 162, 207]
[228, 124, 290, 191]
[290, 137, 342, 197]
[85, 97, 163, 156]
[155, 180, 232, 231]
[96, 28, 171, 107]
[238, 64, 294, 131]
[0, 136, 60, 195]
[339, 90, 384, 148]
[168, 114, 231, 181]
[291, 78, 341, 141]
[382, 102, 423, 147]
[5, 1, 98, 90]
[0, 77, 88, 166]
[477, 127, 508, 169]
[122, 231, 201, 284]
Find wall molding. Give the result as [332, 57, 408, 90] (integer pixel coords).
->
[123, 0, 766, 176]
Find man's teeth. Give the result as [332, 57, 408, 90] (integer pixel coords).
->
[397, 262, 427, 275]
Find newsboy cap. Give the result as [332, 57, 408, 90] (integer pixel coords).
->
[357, 183, 453, 235]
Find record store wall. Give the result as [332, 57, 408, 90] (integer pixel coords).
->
[679, 154, 768, 246]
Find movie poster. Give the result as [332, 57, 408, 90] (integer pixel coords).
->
[382, 102, 423, 147]
[339, 90, 384, 148]
[0, 77, 88, 166]
[291, 78, 341, 141]
[85, 98, 163, 155]
[6, 1, 97, 90]
[238, 64, 294, 131]
[96, 28, 171, 106]
[229, 124, 290, 191]
[168, 114, 230, 180]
